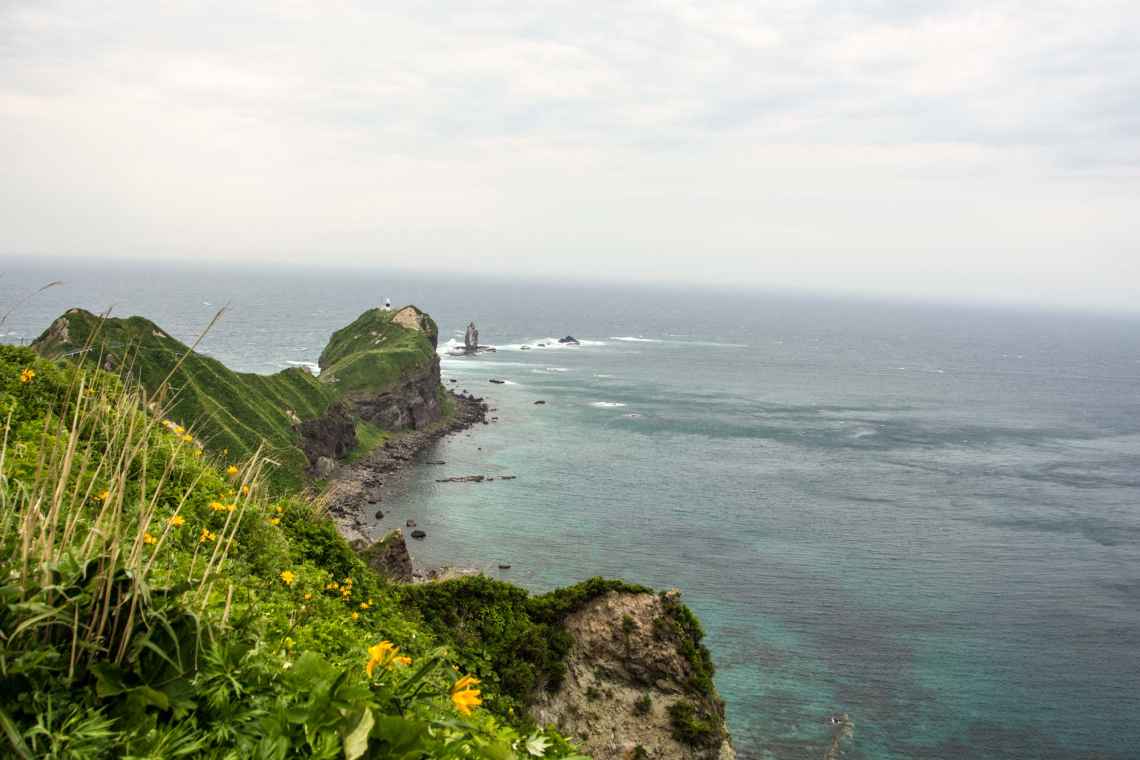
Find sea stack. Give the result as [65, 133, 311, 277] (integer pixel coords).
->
[465, 323, 479, 352]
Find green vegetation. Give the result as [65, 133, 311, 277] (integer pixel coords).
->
[33, 305, 443, 493]
[632, 694, 652, 716]
[344, 416, 391, 465]
[0, 344, 588, 759]
[319, 308, 438, 399]
[667, 700, 719, 746]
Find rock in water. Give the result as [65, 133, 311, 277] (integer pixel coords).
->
[534, 400, 546, 405]
[406, 519, 417, 527]
[374, 510, 384, 519]
[498, 563, 511, 569]
[410, 529, 427, 539]
[352, 530, 412, 583]
[465, 322, 479, 351]
[558, 336, 581, 345]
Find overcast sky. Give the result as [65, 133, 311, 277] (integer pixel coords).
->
[1, 0, 1138, 311]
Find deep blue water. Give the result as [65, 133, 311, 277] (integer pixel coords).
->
[4, 259, 1140, 759]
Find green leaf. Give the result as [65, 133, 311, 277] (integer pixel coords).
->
[524, 733, 551, 757]
[340, 708, 374, 760]
[371, 716, 428, 754]
[91, 661, 130, 697]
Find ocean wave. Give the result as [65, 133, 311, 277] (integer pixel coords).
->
[545, 368, 569, 372]
[590, 402, 627, 408]
[284, 360, 321, 375]
[610, 336, 747, 347]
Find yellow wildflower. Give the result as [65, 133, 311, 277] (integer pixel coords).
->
[453, 665, 459, 671]
[341, 588, 351, 597]
[19, 368, 35, 383]
[193, 450, 202, 456]
[304, 593, 312, 600]
[182, 434, 193, 442]
[269, 517, 280, 525]
[95, 490, 109, 501]
[169, 515, 185, 526]
[199, 528, 216, 543]
[451, 687, 483, 716]
[508, 707, 514, 714]
[365, 641, 400, 677]
[228, 490, 236, 495]
[85, 387, 95, 395]
[453, 675, 482, 692]
[210, 501, 226, 511]
[280, 571, 296, 586]
[344, 578, 352, 584]
[394, 656, 411, 665]
[275, 505, 282, 513]
[242, 486, 250, 494]
[174, 426, 184, 434]
[223, 448, 228, 454]
[143, 533, 158, 545]
[227, 466, 239, 475]
[331, 582, 339, 589]
[352, 612, 359, 619]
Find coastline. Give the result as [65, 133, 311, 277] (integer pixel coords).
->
[323, 390, 489, 544]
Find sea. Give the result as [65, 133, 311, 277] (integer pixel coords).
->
[3, 258, 1139, 759]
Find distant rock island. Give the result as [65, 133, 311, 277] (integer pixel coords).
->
[448, 321, 496, 355]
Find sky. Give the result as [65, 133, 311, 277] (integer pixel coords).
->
[1, 0, 1138, 311]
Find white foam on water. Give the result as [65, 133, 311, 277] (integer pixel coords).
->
[545, 367, 569, 372]
[611, 336, 662, 342]
[594, 374, 613, 378]
[590, 402, 627, 407]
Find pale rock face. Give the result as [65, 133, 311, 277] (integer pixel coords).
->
[530, 590, 736, 760]
[465, 323, 479, 351]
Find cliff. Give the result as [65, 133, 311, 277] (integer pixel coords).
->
[32, 304, 446, 492]
[532, 589, 735, 760]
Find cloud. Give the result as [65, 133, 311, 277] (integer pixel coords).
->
[0, 0, 1138, 310]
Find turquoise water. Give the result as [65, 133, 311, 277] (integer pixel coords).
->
[4, 260, 1140, 759]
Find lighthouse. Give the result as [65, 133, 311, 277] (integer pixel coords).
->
[385, 298, 391, 311]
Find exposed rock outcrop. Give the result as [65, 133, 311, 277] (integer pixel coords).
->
[558, 336, 581, 345]
[465, 322, 479, 351]
[352, 352, 443, 431]
[297, 400, 356, 466]
[353, 529, 413, 583]
[531, 590, 735, 760]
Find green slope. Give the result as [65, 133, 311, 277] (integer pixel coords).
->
[319, 306, 438, 398]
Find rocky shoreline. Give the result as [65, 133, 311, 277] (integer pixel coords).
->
[322, 390, 489, 546]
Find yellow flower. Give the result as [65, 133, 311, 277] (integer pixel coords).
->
[304, 593, 312, 600]
[210, 501, 225, 511]
[359, 602, 368, 610]
[19, 368, 35, 383]
[453, 675, 482, 692]
[174, 426, 184, 434]
[169, 515, 185, 526]
[453, 665, 459, 671]
[85, 387, 96, 395]
[182, 434, 193, 442]
[280, 571, 296, 586]
[143, 533, 158, 545]
[352, 612, 359, 619]
[331, 582, 339, 589]
[242, 486, 250, 494]
[269, 517, 280, 525]
[365, 641, 399, 677]
[199, 528, 216, 543]
[394, 656, 411, 666]
[95, 490, 109, 501]
[193, 450, 202, 456]
[227, 466, 239, 475]
[341, 588, 351, 597]
[223, 448, 228, 455]
[228, 490, 236, 495]
[275, 505, 282, 513]
[451, 687, 483, 716]
[508, 707, 514, 714]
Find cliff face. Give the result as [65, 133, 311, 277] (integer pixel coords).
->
[348, 349, 442, 431]
[531, 589, 735, 760]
